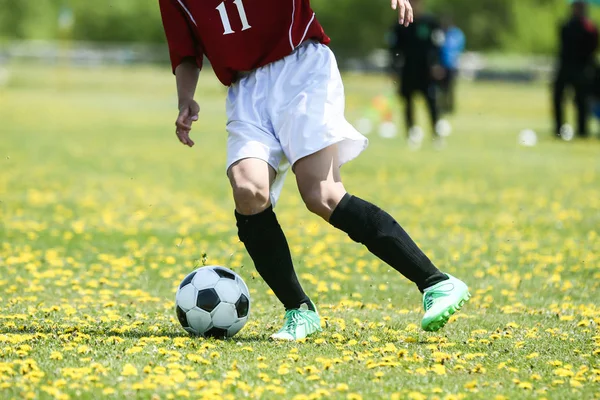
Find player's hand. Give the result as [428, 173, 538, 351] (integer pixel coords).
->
[175, 100, 200, 147]
[391, 0, 413, 27]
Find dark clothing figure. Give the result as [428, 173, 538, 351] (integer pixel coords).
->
[439, 25, 465, 115]
[553, 13, 598, 137]
[438, 68, 457, 114]
[389, 14, 443, 135]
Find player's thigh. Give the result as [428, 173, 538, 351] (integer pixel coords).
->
[227, 158, 276, 213]
[294, 145, 346, 217]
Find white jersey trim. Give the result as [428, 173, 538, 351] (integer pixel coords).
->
[298, 12, 316, 47]
[176, 0, 197, 26]
[288, 0, 296, 50]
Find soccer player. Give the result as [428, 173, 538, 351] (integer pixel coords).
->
[388, 0, 444, 139]
[553, 0, 598, 138]
[159, 0, 470, 341]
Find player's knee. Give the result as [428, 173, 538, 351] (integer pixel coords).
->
[231, 180, 270, 215]
[301, 182, 345, 219]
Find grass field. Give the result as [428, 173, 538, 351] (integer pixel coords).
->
[1, 63, 599, 400]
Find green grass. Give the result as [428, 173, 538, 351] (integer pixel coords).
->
[0, 63, 599, 400]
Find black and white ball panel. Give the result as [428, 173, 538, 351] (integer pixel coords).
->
[237, 276, 250, 299]
[227, 319, 246, 337]
[213, 267, 236, 280]
[211, 302, 238, 328]
[235, 294, 250, 318]
[179, 271, 196, 289]
[204, 327, 228, 339]
[214, 279, 241, 304]
[175, 284, 197, 311]
[176, 305, 189, 328]
[191, 268, 220, 290]
[186, 308, 212, 332]
[196, 288, 220, 312]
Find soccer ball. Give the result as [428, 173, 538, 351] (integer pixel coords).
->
[175, 266, 250, 338]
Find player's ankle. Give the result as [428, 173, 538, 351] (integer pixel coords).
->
[419, 272, 449, 292]
[286, 300, 315, 312]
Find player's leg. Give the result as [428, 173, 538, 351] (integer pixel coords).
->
[225, 73, 321, 340]
[228, 158, 314, 313]
[403, 90, 415, 137]
[423, 84, 440, 137]
[446, 69, 457, 114]
[573, 74, 590, 138]
[553, 70, 567, 137]
[438, 70, 450, 115]
[294, 145, 470, 332]
[271, 41, 468, 331]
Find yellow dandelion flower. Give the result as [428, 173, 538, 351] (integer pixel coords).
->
[121, 364, 138, 376]
[569, 379, 583, 388]
[336, 383, 349, 392]
[431, 364, 446, 375]
[517, 382, 533, 390]
[464, 380, 478, 390]
[407, 392, 427, 400]
[347, 394, 362, 400]
[50, 351, 63, 360]
[277, 365, 290, 375]
[554, 368, 574, 377]
[125, 346, 143, 355]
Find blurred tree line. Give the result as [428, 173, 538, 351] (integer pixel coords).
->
[0, 0, 596, 55]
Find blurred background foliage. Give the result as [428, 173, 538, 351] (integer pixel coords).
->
[0, 0, 598, 56]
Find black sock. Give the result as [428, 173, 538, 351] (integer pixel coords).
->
[235, 207, 313, 311]
[329, 194, 448, 292]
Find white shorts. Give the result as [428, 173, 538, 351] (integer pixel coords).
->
[225, 41, 368, 206]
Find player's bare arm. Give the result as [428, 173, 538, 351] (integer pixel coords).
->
[175, 58, 200, 148]
[392, 0, 413, 27]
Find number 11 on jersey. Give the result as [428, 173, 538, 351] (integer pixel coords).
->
[216, 0, 252, 35]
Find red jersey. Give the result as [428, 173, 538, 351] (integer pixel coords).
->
[159, 0, 330, 86]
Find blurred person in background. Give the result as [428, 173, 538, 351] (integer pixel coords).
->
[388, 0, 445, 141]
[553, 0, 598, 138]
[439, 15, 465, 116]
[593, 65, 600, 133]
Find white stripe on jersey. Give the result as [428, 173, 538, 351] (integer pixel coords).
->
[288, 0, 296, 50]
[298, 12, 315, 47]
[176, 0, 197, 26]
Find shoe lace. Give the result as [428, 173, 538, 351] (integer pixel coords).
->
[282, 309, 303, 335]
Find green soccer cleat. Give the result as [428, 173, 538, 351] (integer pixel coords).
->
[270, 303, 322, 341]
[421, 274, 470, 332]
